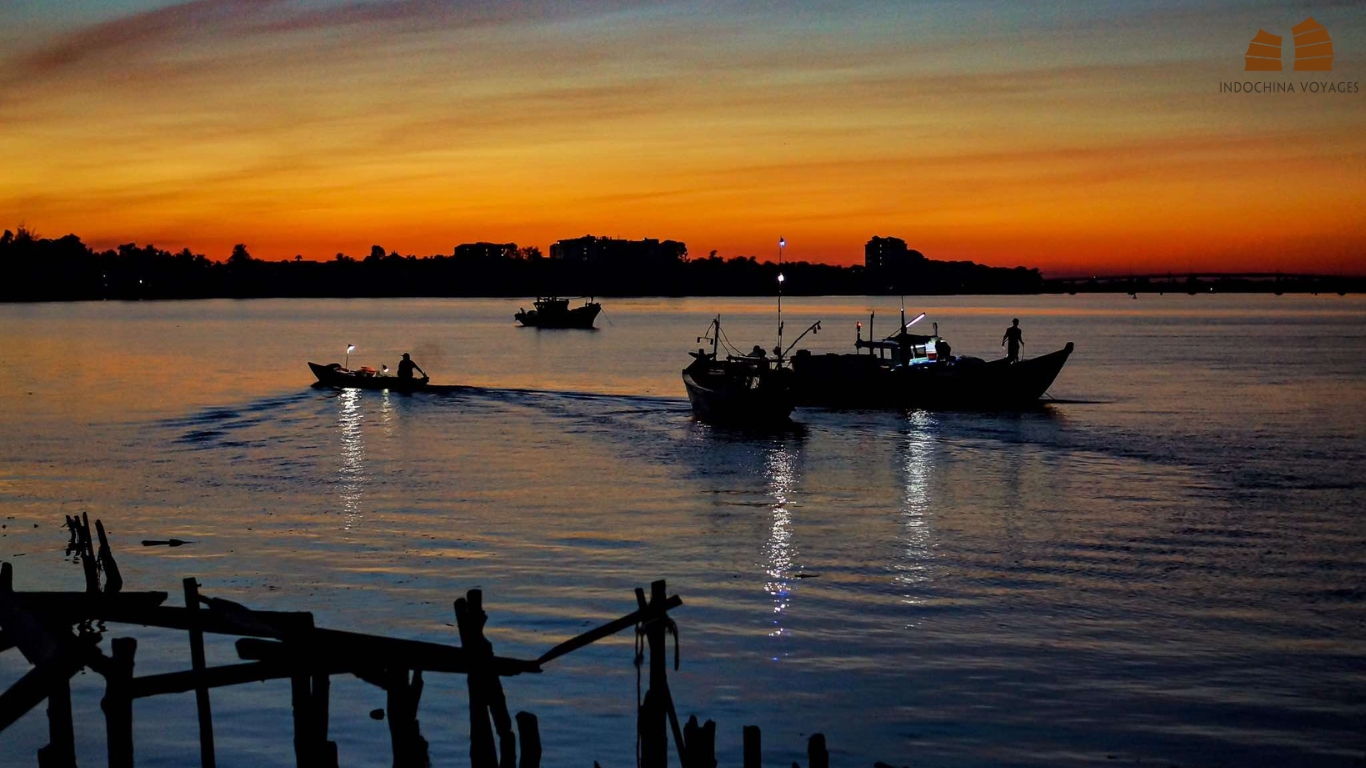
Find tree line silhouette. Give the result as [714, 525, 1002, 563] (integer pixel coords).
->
[0, 226, 1044, 301]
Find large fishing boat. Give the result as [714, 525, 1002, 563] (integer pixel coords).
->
[790, 310, 1073, 409]
[514, 297, 602, 329]
[681, 317, 798, 426]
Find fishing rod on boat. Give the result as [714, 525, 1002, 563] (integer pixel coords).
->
[885, 311, 926, 341]
[781, 320, 821, 359]
[696, 315, 721, 359]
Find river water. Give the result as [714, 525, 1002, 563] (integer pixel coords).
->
[0, 295, 1363, 767]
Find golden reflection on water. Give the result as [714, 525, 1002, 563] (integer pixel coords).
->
[336, 389, 366, 531]
[897, 411, 937, 608]
[763, 442, 798, 644]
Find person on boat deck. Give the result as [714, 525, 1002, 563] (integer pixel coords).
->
[397, 353, 426, 380]
[936, 340, 952, 363]
[1002, 318, 1023, 363]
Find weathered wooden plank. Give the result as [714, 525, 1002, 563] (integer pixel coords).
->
[236, 631, 539, 678]
[95, 520, 123, 595]
[129, 661, 297, 699]
[0, 663, 74, 733]
[533, 594, 683, 666]
[14, 592, 170, 617]
[86, 604, 315, 639]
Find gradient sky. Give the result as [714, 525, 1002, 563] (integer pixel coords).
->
[1, 0, 1363, 274]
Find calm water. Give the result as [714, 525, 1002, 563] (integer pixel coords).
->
[1, 296, 1364, 767]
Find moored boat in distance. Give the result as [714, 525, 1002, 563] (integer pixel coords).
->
[682, 316, 795, 426]
[790, 311, 1073, 409]
[515, 297, 602, 329]
[308, 362, 429, 392]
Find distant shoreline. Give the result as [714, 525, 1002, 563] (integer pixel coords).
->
[2, 228, 1358, 301]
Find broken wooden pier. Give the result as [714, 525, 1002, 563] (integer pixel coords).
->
[0, 515, 831, 767]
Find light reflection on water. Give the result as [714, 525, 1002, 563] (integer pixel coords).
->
[897, 411, 937, 610]
[336, 387, 366, 532]
[763, 442, 797, 645]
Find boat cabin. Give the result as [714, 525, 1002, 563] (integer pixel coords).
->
[855, 326, 943, 367]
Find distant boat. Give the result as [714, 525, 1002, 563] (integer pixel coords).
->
[682, 317, 794, 426]
[308, 362, 429, 392]
[515, 297, 602, 329]
[790, 312, 1073, 409]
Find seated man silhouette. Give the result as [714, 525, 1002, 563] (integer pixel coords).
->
[397, 353, 427, 381]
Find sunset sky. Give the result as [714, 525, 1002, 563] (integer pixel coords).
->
[1, 0, 1362, 275]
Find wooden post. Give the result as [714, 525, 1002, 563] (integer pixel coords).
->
[101, 637, 136, 768]
[742, 725, 761, 768]
[77, 513, 99, 594]
[95, 520, 123, 595]
[183, 578, 216, 768]
[646, 581, 667, 697]
[37, 677, 76, 768]
[514, 711, 540, 768]
[806, 734, 828, 768]
[313, 674, 337, 768]
[291, 672, 315, 768]
[639, 688, 667, 768]
[636, 580, 684, 768]
[455, 591, 497, 768]
[682, 715, 715, 768]
[384, 668, 428, 768]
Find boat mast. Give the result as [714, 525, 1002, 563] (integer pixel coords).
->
[712, 315, 720, 359]
[777, 236, 786, 362]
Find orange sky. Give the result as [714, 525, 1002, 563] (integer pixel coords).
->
[1, 1, 1363, 275]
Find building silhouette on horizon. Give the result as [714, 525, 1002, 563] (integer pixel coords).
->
[550, 235, 687, 266]
[865, 236, 925, 275]
[453, 242, 517, 260]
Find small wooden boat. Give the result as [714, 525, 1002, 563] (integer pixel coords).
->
[515, 297, 602, 329]
[308, 362, 429, 392]
[790, 312, 1073, 409]
[682, 317, 794, 426]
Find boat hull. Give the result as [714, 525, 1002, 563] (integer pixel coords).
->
[682, 368, 794, 426]
[791, 343, 1073, 409]
[308, 362, 429, 392]
[515, 303, 601, 329]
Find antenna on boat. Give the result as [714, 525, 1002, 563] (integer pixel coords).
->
[346, 344, 355, 369]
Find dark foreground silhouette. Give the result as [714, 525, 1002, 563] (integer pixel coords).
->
[0, 515, 850, 768]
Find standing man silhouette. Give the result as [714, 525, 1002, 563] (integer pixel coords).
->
[1002, 318, 1023, 363]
